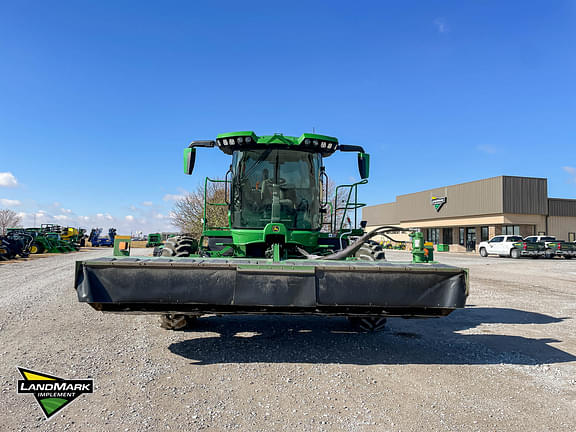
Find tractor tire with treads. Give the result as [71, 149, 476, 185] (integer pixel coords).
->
[356, 242, 386, 261]
[348, 241, 388, 332]
[161, 235, 198, 257]
[29, 242, 45, 254]
[160, 314, 198, 330]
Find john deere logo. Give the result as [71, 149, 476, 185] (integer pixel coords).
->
[17, 368, 93, 419]
[431, 196, 447, 212]
[272, 226, 280, 232]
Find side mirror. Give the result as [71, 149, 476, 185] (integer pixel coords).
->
[358, 152, 370, 179]
[184, 148, 196, 175]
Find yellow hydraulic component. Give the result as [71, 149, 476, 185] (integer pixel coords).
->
[60, 227, 79, 241]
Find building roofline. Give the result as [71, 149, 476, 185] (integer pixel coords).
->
[395, 175, 547, 199]
[548, 197, 576, 202]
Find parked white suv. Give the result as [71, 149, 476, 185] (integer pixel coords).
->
[478, 235, 523, 258]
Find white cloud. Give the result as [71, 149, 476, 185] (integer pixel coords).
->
[142, 201, 154, 206]
[154, 213, 166, 219]
[0, 172, 18, 187]
[0, 198, 21, 207]
[61, 208, 72, 214]
[53, 215, 70, 221]
[96, 213, 113, 221]
[477, 145, 497, 155]
[563, 166, 576, 183]
[163, 193, 185, 201]
[434, 18, 449, 34]
[125, 215, 135, 222]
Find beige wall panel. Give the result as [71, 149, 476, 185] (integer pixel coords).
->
[395, 176, 504, 222]
[547, 216, 576, 240]
[402, 215, 506, 228]
[503, 214, 546, 233]
[362, 202, 399, 225]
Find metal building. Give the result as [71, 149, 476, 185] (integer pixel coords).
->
[362, 176, 576, 252]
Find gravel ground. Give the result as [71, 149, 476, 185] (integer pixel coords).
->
[1, 248, 575, 431]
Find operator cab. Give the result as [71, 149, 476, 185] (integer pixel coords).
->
[231, 149, 322, 230]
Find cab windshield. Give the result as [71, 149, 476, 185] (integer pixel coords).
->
[231, 149, 322, 230]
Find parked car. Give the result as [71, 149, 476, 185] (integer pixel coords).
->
[524, 235, 576, 259]
[478, 235, 543, 259]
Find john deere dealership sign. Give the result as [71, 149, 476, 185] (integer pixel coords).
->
[431, 196, 447, 212]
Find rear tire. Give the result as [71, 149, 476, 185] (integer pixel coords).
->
[161, 235, 198, 257]
[355, 242, 385, 261]
[160, 314, 197, 330]
[510, 248, 521, 259]
[30, 242, 44, 254]
[350, 242, 387, 332]
[479, 247, 488, 257]
[348, 317, 387, 332]
[545, 248, 554, 259]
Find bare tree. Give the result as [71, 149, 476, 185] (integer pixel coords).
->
[0, 209, 21, 235]
[170, 182, 228, 239]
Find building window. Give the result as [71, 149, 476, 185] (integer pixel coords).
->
[459, 227, 465, 246]
[481, 226, 489, 242]
[502, 225, 520, 236]
[569, 232, 575, 242]
[427, 228, 440, 244]
[442, 228, 453, 244]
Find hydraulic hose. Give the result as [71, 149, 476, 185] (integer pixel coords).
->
[298, 226, 411, 260]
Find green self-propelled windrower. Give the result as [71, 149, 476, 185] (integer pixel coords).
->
[74, 132, 468, 331]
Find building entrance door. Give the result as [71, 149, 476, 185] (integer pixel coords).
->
[466, 227, 476, 251]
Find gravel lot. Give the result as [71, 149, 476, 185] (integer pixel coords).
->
[1, 249, 575, 431]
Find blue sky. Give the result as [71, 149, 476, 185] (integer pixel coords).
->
[1, 1, 575, 233]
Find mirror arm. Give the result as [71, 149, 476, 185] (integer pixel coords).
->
[338, 144, 366, 153]
[189, 140, 215, 148]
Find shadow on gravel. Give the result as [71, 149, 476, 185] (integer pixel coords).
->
[168, 307, 575, 366]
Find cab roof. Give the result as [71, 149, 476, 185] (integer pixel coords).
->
[214, 131, 339, 156]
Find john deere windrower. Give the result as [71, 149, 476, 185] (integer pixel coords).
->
[75, 132, 468, 331]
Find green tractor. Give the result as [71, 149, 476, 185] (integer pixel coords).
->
[146, 233, 164, 248]
[24, 225, 76, 254]
[75, 131, 468, 331]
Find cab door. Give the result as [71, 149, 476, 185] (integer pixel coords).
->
[487, 236, 504, 254]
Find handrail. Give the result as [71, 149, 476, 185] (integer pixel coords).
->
[203, 177, 231, 231]
[334, 179, 368, 233]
